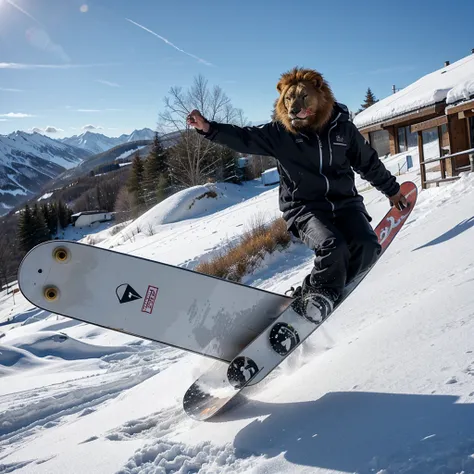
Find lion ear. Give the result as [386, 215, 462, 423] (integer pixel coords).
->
[311, 73, 323, 89]
[276, 80, 284, 94]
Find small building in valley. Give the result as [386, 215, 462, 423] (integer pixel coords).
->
[354, 51, 474, 188]
[71, 210, 114, 228]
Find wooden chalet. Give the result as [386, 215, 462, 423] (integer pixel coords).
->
[354, 51, 474, 188]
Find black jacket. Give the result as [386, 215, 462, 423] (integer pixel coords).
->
[198, 103, 400, 229]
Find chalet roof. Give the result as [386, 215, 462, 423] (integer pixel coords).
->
[71, 210, 110, 217]
[354, 53, 474, 129]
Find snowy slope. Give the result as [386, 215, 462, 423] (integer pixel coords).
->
[1, 167, 474, 473]
[61, 128, 155, 154]
[0, 131, 91, 214]
[125, 129, 155, 143]
[354, 53, 474, 128]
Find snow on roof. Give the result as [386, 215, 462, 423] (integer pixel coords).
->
[71, 210, 110, 217]
[354, 54, 474, 129]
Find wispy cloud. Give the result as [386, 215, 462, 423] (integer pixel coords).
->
[0, 87, 23, 92]
[0, 112, 33, 118]
[96, 79, 120, 88]
[0, 119, 8, 122]
[75, 108, 123, 113]
[5, 0, 42, 26]
[32, 126, 64, 134]
[26, 27, 70, 63]
[0, 62, 119, 70]
[125, 18, 214, 67]
[82, 124, 103, 131]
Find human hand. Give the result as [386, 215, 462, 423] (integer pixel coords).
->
[186, 109, 210, 133]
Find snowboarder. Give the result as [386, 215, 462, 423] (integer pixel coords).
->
[187, 67, 407, 324]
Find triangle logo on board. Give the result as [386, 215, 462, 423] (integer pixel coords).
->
[116, 283, 142, 304]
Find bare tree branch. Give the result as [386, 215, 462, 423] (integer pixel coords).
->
[159, 75, 243, 188]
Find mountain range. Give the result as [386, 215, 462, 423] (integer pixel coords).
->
[0, 131, 92, 215]
[0, 128, 156, 216]
[60, 128, 155, 155]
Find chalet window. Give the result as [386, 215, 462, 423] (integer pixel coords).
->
[398, 127, 406, 152]
[397, 126, 417, 152]
[407, 127, 417, 149]
[369, 130, 390, 157]
[422, 127, 440, 160]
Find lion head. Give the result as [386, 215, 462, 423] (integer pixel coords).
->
[275, 67, 335, 134]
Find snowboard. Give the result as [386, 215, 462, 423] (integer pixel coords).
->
[183, 181, 418, 421]
[18, 243, 291, 363]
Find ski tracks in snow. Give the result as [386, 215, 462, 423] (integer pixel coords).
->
[0, 344, 182, 462]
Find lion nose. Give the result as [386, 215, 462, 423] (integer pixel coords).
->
[289, 106, 301, 116]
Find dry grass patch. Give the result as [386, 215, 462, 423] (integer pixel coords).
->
[196, 216, 291, 282]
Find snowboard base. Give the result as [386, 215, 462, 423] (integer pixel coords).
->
[183, 181, 418, 421]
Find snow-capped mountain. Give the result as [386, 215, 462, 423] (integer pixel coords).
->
[124, 128, 155, 143]
[60, 128, 155, 154]
[0, 131, 92, 215]
[59, 132, 119, 155]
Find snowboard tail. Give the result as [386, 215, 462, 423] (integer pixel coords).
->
[183, 181, 418, 421]
[18, 241, 291, 363]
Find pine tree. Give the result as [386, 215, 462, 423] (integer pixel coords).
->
[156, 174, 169, 203]
[127, 153, 145, 207]
[49, 202, 59, 234]
[40, 203, 58, 237]
[32, 204, 50, 245]
[17, 204, 35, 252]
[57, 200, 70, 229]
[143, 133, 168, 204]
[219, 146, 240, 183]
[361, 88, 378, 110]
[41, 203, 50, 235]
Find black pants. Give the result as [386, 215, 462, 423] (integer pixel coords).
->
[290, 210, 381, 297]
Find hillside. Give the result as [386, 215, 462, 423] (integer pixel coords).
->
[50, 129, 182, 185]
[0, 131, 92, 215]
[61, 140, 152, 179]
[0, 162, 473, 473]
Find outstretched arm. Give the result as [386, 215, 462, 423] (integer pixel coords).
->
[187, 109, 278, 157]
[347, 123, 407, 210]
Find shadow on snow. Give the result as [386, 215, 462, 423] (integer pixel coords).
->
[215, 391, 474, 473]
[413, 216, 474, 251]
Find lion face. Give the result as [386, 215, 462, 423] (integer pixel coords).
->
[282, 82, 320, 129]
[275, 67, 335, 134]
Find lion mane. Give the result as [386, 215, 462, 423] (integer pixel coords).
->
[274, 67, 335, 134]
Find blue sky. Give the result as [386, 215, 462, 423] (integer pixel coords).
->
[1, 0, 473, 138]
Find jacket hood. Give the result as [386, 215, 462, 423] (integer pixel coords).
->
[330, 102, 350, 123]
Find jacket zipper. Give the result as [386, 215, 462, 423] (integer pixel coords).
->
[316, 133, 335, 215]
[328, 114, 340, 167]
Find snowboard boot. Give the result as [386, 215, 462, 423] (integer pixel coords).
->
[286, 276, 339, 325]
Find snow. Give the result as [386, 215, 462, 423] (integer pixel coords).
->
[354, 53, 474, 128]
[61, 129, 154, 155]
[36, 192, 53, 201]
[261, 167, 279, 185]
[115, 145, 147, 161]
[0, 187, 27, 196]
[104, 181, 279, 251]
[447, 81, 474, 104]
[0, 131, 86, 170]
[1, 161, 474, 473]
